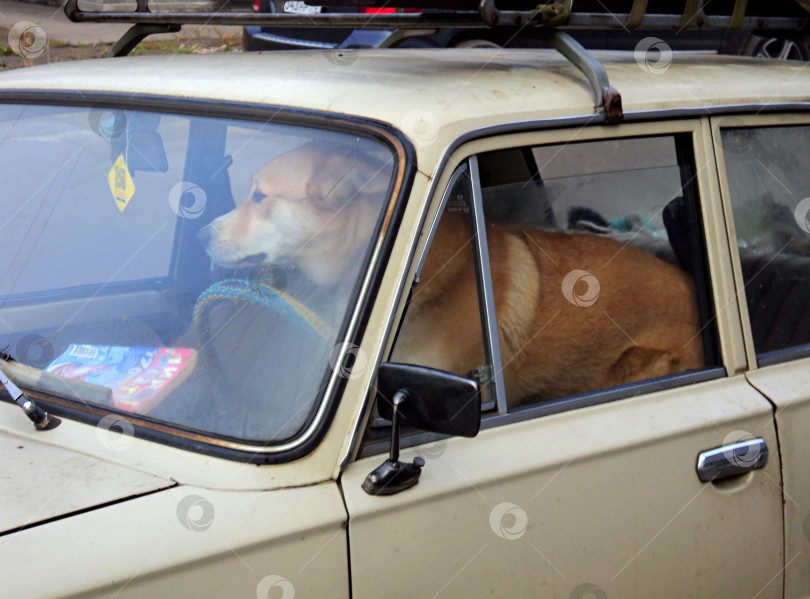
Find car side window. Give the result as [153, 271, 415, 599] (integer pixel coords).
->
[721, 124, 810, 361]
[357, 167, 491, 447]
[478, 135, 717, 409]
[390, 134, 718, 419]
[391, 166, 494, 403]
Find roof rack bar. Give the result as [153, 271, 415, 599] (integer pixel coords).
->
[730, 0, 749, 29]
[478, 0, 571, 27]
[625, 0, 648, 29]
[63, 0, 809, 32]
[107, 23, 181, 56]
[680, 0, 700, 29]
[536, 28, 623, 123]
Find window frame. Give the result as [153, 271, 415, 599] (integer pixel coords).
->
[711, 113, 810, 369]
[360, 118, 738, 457]
[0, 90, 417, 463]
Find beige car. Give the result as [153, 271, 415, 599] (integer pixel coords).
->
[1, 15, 810, 599]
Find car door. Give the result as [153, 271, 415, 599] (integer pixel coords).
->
[340, 120, 785, 598]
[711, 113, 810, 599]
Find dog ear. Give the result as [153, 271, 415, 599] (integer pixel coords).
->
[306, 153, 392, 204]
[343, 160, 392, 196]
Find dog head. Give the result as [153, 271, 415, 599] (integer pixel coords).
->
[198, 140, 391, 286]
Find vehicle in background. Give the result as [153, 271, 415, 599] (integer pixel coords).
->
[243, 0, 807, 58]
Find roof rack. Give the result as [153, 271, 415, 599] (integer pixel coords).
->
[64, 0, 810, 124]
[64, 0, 810, 30]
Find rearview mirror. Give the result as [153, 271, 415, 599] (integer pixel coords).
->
[89, 109, 168, 173]
[126, 129, 168, 173]
[363, 362, 480, 496]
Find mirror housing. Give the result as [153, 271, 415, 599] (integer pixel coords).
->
[362, 362, 480, 496]
[376, 362, 481, 438]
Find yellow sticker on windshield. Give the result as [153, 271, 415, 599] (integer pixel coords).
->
[108, 154, 135, 212]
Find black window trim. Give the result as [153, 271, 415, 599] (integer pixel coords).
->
[758, 345, 810, 367]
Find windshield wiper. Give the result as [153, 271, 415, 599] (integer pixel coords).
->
[0, 352, 54, 430]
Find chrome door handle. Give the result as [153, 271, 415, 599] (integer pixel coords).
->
[696, 438, 769, 483]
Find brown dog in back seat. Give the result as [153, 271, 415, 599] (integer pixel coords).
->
[393, 209, 704, 406]
[199, 141, 704, 407]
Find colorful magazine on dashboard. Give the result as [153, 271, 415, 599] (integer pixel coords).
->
[45, 344, 196, 413]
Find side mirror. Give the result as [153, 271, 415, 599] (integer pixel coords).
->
[362, 362, 480, 496]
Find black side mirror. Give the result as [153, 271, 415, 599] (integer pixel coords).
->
[362, 362, 480, 496]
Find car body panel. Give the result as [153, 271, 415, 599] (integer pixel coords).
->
[746, 361, 810, 598]
[342, 376, 783, 598]
[2, 482, 348, 598]
[0, 422, 173, 533]
[0, 394, 340, 491]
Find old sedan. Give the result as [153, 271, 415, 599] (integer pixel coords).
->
[1, 3, 810, 598]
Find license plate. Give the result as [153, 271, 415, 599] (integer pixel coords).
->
[283, 1, 322, 14]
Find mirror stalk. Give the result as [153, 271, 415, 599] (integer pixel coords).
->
[388, 389, 406, 463]
[362, 389, 425, 496]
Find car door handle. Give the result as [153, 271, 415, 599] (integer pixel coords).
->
[696, 438, 769, 483]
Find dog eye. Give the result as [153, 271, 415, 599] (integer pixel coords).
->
[251, 190, 266, 204]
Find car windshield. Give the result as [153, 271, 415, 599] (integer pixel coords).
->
[0, 103, 397, 445]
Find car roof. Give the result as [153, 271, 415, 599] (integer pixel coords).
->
[2, 49, 809, 168]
